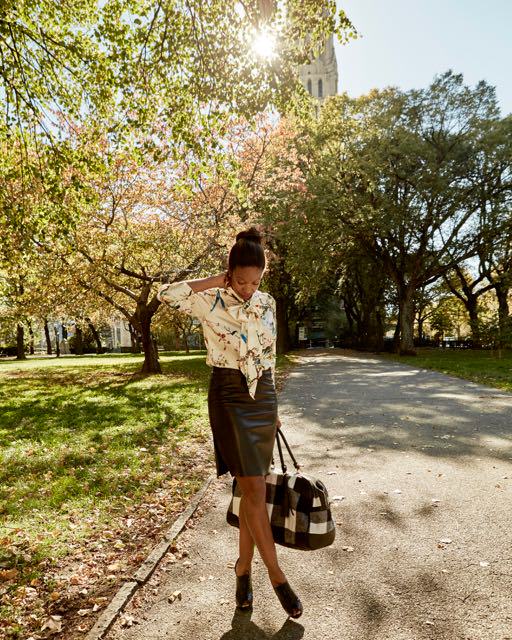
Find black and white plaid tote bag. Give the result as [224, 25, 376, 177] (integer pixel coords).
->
[226, 428, 336, 551]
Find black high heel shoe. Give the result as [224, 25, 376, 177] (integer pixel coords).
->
[234, 558, 253, 609]
[273, 580, 303, 619]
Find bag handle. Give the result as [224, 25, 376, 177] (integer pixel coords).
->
[271, 428, 301, 473]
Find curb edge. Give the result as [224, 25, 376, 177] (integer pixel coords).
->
[85, 473, 216, 640]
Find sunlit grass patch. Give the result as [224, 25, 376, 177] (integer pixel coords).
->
[0, 353, 209, 563]
[0, 349, 289, 568]
[378, 348, 512, 392]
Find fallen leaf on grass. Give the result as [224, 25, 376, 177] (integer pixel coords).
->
[41, 614, 63, 634]
[0, 569, 18, 582]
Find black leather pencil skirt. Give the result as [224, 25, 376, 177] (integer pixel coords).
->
[207, 366, 278, 478]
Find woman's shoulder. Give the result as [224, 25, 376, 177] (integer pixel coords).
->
[257, 291, 276, 310]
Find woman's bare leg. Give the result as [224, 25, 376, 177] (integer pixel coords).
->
[234, 475, 301, 617]
[236, 493, 255, 575]
[235, 475, 287, 587]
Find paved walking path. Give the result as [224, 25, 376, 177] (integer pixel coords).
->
[105, 350, 512, 640]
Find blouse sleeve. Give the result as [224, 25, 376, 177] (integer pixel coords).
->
[269, 296, 277, 385]
[157, 281, 216, 322]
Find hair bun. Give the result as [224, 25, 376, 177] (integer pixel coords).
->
[236, 226, 263, 245]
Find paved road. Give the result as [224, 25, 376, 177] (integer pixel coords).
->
[105, 349, 512, 640]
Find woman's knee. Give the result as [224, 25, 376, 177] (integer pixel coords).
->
[236, 475, 266, 505]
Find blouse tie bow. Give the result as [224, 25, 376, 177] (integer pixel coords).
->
[225, 290, 264, 399]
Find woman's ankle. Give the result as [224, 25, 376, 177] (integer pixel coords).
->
[267, 566, 286, 587]
[235, 558, 252, 576]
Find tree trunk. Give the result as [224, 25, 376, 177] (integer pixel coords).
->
[392, 311, 400, 353]
[360, 303, 384, 352]
[75, 325, 84, 355]
[494, 283, 510, 350]
[276, 296, 290, 355]
[54, 326, 61, 357]
[129, 323, 142, 353]
[140, 316, 161, 373]
[44, 319, 52, 355]
[27, 321, 35, 355]
[399, 285, 416, 355]
[373, 308, 385, 352]
[16, 323, 27, 360]
[86, 319, 104, 354]
[417, 317, 424, 343]
[466, 296, 482, 348]
[341, 297, 356, 341]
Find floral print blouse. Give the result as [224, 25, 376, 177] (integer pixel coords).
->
[157, 281, 277, 399]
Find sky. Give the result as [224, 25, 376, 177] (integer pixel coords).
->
[334, 0, 512, 116]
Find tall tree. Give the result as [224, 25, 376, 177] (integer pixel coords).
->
[474, 116, 512, 344]
[270, 71, 510, 354]
[40, 118, 276, 373]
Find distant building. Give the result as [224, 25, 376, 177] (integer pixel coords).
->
[298, 34, 338, 102]
[35, 317, 133, 353]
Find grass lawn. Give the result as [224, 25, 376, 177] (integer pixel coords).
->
[377, 347, 512, 392]
[0, 350, 294, 638]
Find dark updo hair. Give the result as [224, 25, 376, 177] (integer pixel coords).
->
[228, 226, 266, 273]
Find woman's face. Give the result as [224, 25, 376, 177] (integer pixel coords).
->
[229, 265, 264, 301]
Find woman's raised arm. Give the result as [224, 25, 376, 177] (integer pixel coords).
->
[157, 272, 227, 321]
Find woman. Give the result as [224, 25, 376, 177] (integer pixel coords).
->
[157, 227, 303, 619]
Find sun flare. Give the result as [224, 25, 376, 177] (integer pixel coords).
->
[250, 28, 277, 60]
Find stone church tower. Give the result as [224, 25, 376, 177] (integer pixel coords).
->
[298, 34, 338, 102]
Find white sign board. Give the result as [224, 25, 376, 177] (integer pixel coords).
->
[298, 326, 306, 341]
